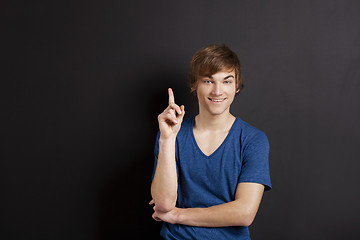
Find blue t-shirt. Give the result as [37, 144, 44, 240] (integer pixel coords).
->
[152, 116, 271, 240]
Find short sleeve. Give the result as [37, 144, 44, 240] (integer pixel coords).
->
[238, 132, 272, 191]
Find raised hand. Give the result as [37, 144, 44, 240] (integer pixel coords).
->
[157, 88, 185, 139]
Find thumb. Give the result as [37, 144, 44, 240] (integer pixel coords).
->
[177, 105, 185, 121]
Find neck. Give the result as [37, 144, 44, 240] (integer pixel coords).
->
[194, 111, 235, 132]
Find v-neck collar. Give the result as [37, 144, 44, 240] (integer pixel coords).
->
[190, 116, 238, 158]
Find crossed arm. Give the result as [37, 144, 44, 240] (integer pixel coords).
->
[151, 181, 264, 227]
[150, 88, 265, 227]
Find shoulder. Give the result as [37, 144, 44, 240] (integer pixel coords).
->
[177, 116, 195, 137]
[233, 117, 269, 147]
[181, 116, 194, 128]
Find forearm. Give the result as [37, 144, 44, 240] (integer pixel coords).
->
[177, 200, 255, 227]
[151, 136, 178, 212]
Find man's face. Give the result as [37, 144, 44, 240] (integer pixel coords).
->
[195, 69, 238, 117]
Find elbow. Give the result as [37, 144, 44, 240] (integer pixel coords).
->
[155, 200, 176, 213]
[240, 215, 254, 227]
[150, 185, 177, 212]
[235, 211, 256, 227]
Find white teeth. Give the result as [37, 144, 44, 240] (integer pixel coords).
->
[209, 98, 224, 102]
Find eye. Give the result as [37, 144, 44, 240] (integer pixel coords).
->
[224, 80, 232, 84]
[203, 80, 212, 84]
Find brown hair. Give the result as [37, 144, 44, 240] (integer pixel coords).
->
[189, 44, 243, 96]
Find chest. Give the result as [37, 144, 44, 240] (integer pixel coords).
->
[176, 132, 244, 206]
[193, 129, 229, 156]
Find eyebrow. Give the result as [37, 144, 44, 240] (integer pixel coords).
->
[206, 74, 234, 79]
[224, 75, 234, 80]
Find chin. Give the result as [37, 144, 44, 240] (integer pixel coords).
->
[206, 107, 229, 116]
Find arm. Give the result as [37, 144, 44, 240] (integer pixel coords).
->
[151, 88, 185, 213]
[151, 136, 177, 213]
[151, 182, 264, 227]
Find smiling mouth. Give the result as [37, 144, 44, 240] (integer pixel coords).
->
[208, 98, 226, 103]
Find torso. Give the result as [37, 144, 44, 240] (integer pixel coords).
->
[155, 115, 271, 239]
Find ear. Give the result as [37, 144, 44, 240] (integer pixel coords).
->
[236, 89, 240, 93]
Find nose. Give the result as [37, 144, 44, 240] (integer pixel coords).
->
[212, 82, 222, 96]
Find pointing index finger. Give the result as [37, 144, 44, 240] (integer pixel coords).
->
[168, 88, 175, 105]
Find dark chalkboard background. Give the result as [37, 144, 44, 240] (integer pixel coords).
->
[2, 0, 360, 239]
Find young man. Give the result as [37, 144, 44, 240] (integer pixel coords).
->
[150, 44, 271, 239]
